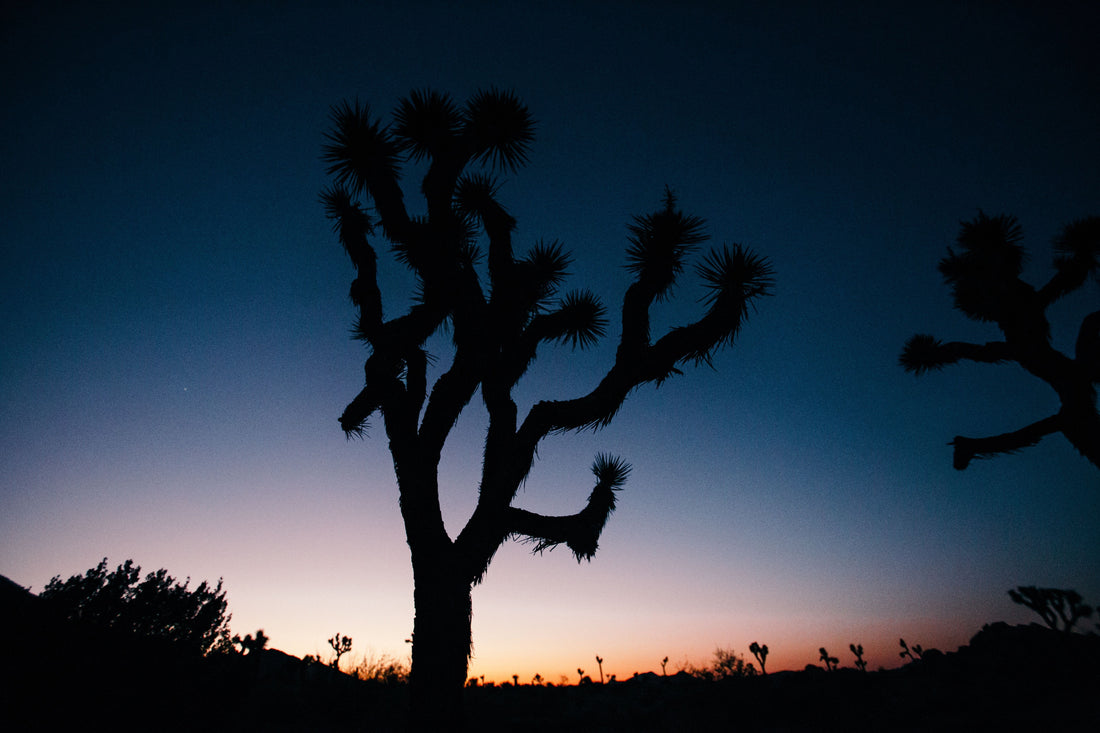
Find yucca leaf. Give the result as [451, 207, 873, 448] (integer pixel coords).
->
[462, 87, 536, 172]
[553, 290, 608, 349]
[591, 452, 631, 489]
[321, 100, 401, 195]
[392, 89, 461, 163]
[625, 189, 709, 300]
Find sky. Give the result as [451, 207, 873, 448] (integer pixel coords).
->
[2, 1, 1098, 682]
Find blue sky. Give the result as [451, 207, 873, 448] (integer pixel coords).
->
[2, 1, 1097, 679]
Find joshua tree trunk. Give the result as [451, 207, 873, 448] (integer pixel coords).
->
[408, 556, 472, 728]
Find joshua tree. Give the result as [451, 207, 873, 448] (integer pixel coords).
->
[661, 656, 669, 676]
[233, 629, 268, 655]
[596, 655, 604, 684]
[898, 638, 924, 663]
[328, 632, 353, 670]
[1008, 585, 1094, 633]
[818, 647, 839, 671]
[749, 641, 768, 675]
[320, 88, 774, 726]
[849, 642, 866, 672]
[900, 212, 1099, 470]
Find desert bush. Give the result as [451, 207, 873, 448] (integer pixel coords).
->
[685, 647, 758, 680]
[353, 650, 409, 684]
[40, 558, 232, 655]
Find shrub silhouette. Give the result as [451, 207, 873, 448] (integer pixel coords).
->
[319, 87, 774, 727]
[40, 558, 232, 655]
[685, 647, 758, 680]
[900, 212, 1100, 469]
[1008, 586, 1094, 633]
[354, 650, 410, 684]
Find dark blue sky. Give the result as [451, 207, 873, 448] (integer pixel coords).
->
[2, 1, 1097, 678]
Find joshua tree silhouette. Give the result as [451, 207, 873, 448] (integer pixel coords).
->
[320, 88, 773, 727]
[849, 642, 866, 672]
[900, 212, 1100, 470]
[749, 641, 768, 675]
[327, 632, 352, 670]
[1008, 586, 1094, 633]
[233, 629, 268, 655]
[898, 638, 924, 663]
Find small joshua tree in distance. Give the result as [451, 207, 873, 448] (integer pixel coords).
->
[849, 643, 867, 672]
[595, 655, 604, 684]
[898, 638, 924, 663]
[749, 641, 768, 675]
[661, 656, 669, 676]
[328, 632, 353, 670]
[233, 629, 269, 655]
[1008, 586, 1094, 633]
[819, 647, 838, 671]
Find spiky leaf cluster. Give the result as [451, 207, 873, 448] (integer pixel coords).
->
[392, 89, 462, 163]
[321, 101, 402, 195]
[696, 244, 775, 347]
[463, 88, 535, 172]
[625, 188, 709, 301]
[938, 211, 1027, 323]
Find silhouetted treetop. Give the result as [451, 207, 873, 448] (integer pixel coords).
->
[1008, 586, 1095, 633]
[901, 211, 1099, 469]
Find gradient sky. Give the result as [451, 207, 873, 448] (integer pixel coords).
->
[2, 1, 1098, 682]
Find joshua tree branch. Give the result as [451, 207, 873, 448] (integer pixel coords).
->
[900, 335, 1012, 374]
[950, 414, 1063, 469]
[418, 348, 485, 464]
[504, 455, 630, 562]
[1076, 310, 1100, 380]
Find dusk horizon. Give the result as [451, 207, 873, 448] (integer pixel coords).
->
[2, 0, 1097, 695]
